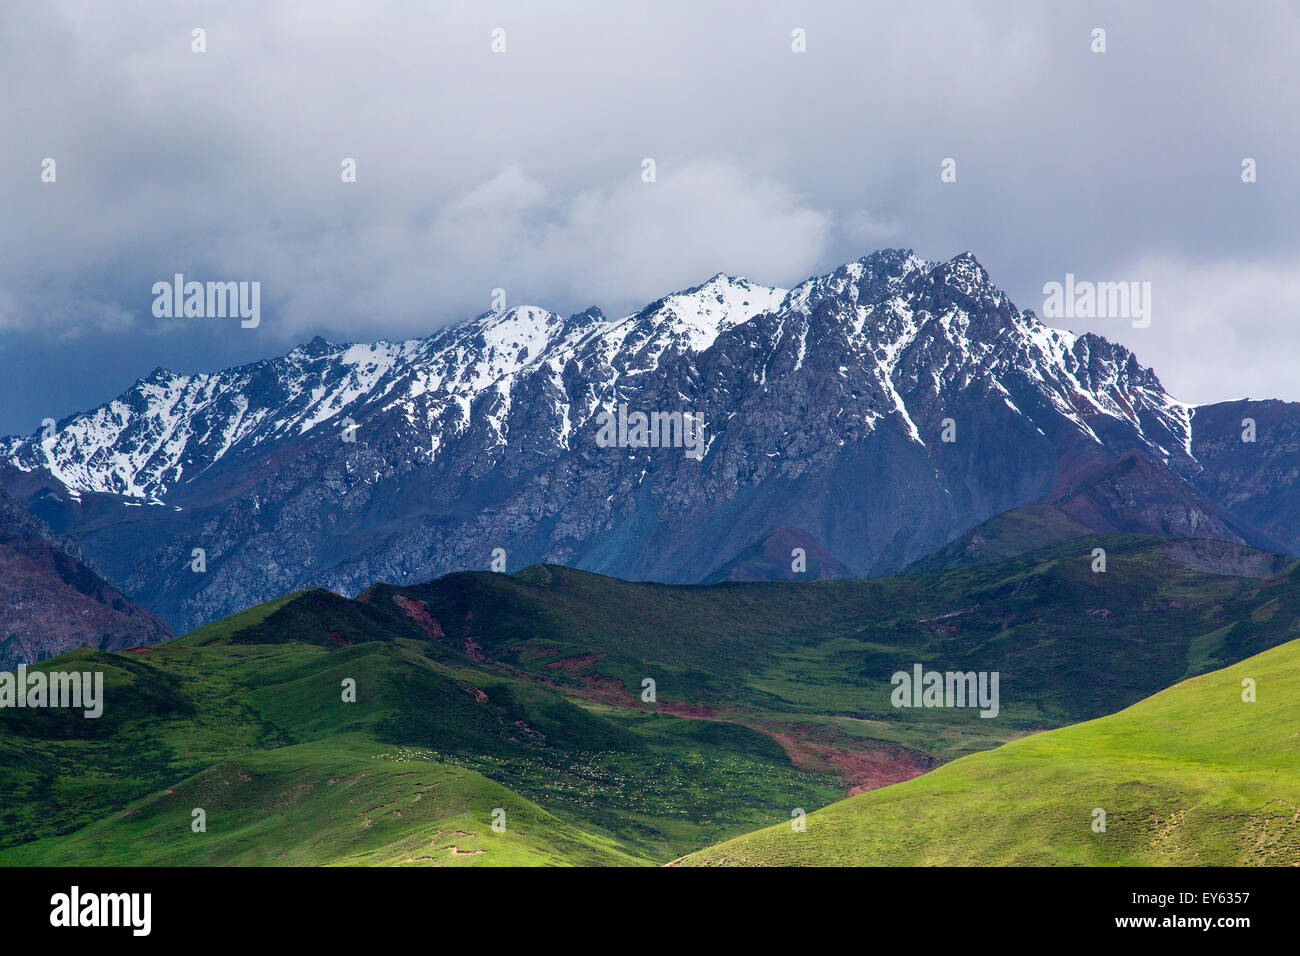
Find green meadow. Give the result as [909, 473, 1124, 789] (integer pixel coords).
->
[681, 636, 1300, 865]
[2, 534, 1296, 865]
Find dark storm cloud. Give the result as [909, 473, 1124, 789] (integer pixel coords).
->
[1, 0, 1297, 434]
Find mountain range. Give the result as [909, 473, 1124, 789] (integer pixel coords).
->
[2, 249, 1297, 638]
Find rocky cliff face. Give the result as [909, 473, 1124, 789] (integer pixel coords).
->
[0, 490, 172, 667]
[1185, 399, 1300, 552]
[2, 249, 1294, 633]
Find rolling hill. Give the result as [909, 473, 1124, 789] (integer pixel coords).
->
[2, 534, 1296, 865]
[679, 633, 1300, 866]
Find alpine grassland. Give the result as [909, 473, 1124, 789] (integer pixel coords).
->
[680, 633, 1300, 865]
[3, 535, 1296, 865]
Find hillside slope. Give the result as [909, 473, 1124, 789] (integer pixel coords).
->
[680, 636, 1300, 866]
[0, 490, 171, 667]
[0, 636, 837, 865]
[0, 735, 644, 867]
[2, 537, 1297, 865]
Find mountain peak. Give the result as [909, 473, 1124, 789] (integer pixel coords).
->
[617, 273, 788, 357]
[677, 271, 767, 298]
[855, 247, 924, 271]
[932, 250, 992, 289]
[914, 250, 1010, 323]
[568, 306, 606, 326]
[289, 335, 338, 359]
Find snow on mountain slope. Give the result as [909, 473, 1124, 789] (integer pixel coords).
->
[1, 277, 790, 498]
[2, 251, 1193, 502]
[2, 337, 427, 498]
[7, 249, 1284, 634]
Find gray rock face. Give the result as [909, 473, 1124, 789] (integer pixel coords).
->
[0, 490, 172, 667]
[1185, 399, 1300, 552]
[1, 249, 1294, 632]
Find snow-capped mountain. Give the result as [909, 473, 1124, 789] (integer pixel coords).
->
[3, 250, 1295, 632]
[1, 274, 788, 501]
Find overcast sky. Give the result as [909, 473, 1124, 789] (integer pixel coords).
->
[2, 0, 1297, 435]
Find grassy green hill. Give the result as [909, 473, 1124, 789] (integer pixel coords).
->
[2, 533, 1297, 865]
[0, 738, 644, 868]
[0, 638, 834, 864]
[0, 735, 643, 866]
[381, 537, 1300, 766]
[679, 635, 1300, 866]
